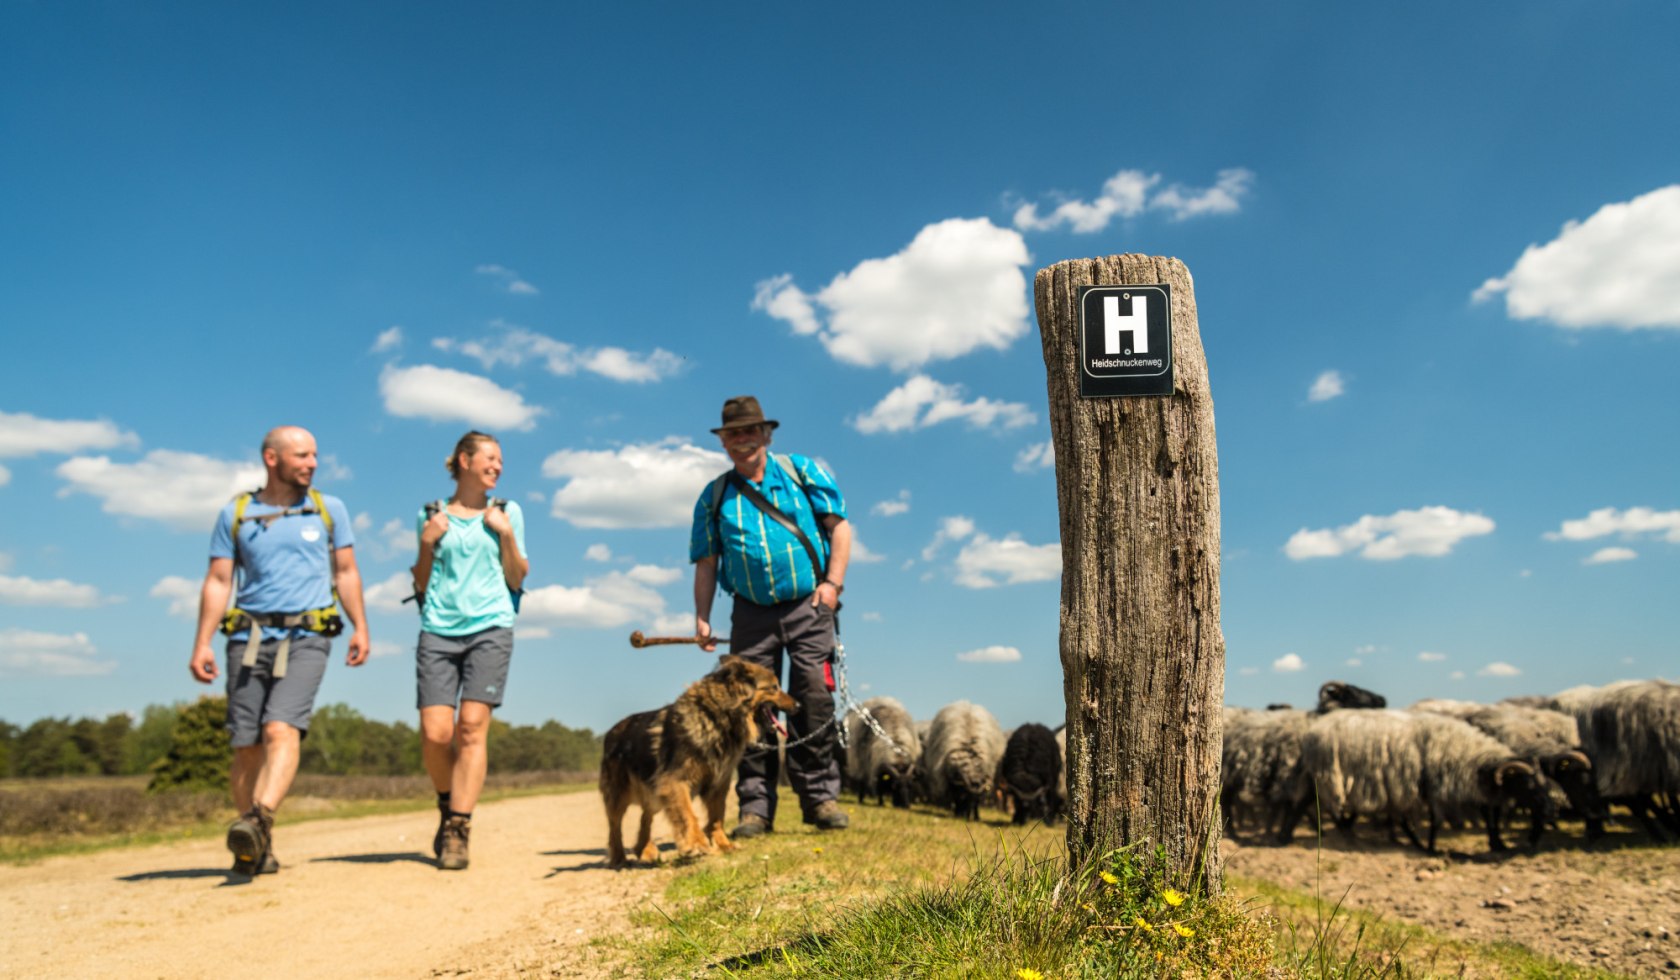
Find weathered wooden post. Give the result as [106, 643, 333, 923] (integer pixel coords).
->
[1033, 254, 1223, 892]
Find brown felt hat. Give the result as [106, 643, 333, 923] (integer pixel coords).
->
[711, 395, 779, 434]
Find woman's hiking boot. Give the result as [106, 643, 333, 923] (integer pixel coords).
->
[227, 803, 275, 876]
[439, 815, 471, 870]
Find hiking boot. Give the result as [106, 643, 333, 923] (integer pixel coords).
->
[226, 806, 271, 876]
[432, 802, 449, 860]
[258, 849, 280, 875]
[439, 815, 471, 870]
[730, 814, 772, 840]
[804, 801, 849, 830]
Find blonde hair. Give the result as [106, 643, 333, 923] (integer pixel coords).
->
[446, 431, 499, 480]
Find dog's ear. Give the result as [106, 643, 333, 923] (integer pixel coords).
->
[710, 656, 758, 698]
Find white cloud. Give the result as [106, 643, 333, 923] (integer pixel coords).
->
[1345, 658, 1363, 667]
[626, 564, 682, 587]
[543, 439, 727, 529]
[1308, 370, 1346, 403]
[922, 516, 977, 560]
[1473, 185, 1680, 329]
[1272, 652, 1304, 673]
[0, 628, 115, 677]
[1450, 671, 1466, 681]
[1284, 506, 1495, 560]
[369, 640, 405, 660]
[371, 326, 404, 353]
[0, 574, 115, 608]
[150, 575, 200, 619]
[516, 626, 552, 640]
[853, 375, 1035, 434]
[363, 571, 415, 613]
[1238, 666, 1259, 676]
[1418, 651, 1448, 663]
[850, 535, 885, 564]
[434, 322, 682, 384]
[1478, 662, 1522, 678]
[55, 450, 264, 531]
[1012, 167, 1254, 232]
[475, 263, 539, 295]
[520, 570, 674, 629]
[753, 218, 1031, 371]
[352, 512, 373, 533]
[871, 490, 911, 518]
[1544, 506, 1680, 544]
[956, 645, 1022, 664]
[1014, 441, 1055, 472]
[860, 611, 883, 623]
[953, 532, 1061, 588]
[585, 544, 613, 562]
[0, 552, 12, 572]
[0, 410, 139, 458]
[378, 363, 544, 431]
[0, 463, 11, 486]
[1354, 644, 1378, 655]
[1585, 546, 1638, 565]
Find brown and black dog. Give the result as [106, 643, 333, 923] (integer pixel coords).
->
[600, 656, 798, 867]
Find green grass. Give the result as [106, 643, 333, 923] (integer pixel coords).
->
[614, 792, 1630, 979]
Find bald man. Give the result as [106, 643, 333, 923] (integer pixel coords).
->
[190, 426, 370, 877]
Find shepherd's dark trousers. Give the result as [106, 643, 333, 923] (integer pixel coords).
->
[730, 595, 840, 825]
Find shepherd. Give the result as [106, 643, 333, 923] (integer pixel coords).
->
[690, 395, 853, 837]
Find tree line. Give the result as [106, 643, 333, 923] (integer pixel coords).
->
[0, 699, 601, 787]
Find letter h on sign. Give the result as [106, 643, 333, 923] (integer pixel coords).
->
[1103, 293, 1148, 355]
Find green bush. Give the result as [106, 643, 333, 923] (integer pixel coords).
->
[147, 697, 231, 794]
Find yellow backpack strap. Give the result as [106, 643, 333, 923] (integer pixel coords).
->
[309, 487, 334, 549]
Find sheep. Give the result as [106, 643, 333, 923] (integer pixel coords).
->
[843, 696, 920, 809]
[1223, 708, 1312, 844]
[1461, 703, 1605, 837]
[999, 723, 1062, 825]
[1316, 681, 1387, 713]
[1562, 680, 1680, 840]
[1411, 712, 1554, 852]
[922, 701, 1007, 820]
[1298, 709, 1551, 853]
[1409, 698, 1485, 721]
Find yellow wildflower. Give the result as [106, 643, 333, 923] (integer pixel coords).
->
[1016, 970, 1045, 980]
[1172, 922, 1195, 938]
[812, 847, 824, 855]
[1099, 871, 1120, 885]
[1162, 888, 1185, 907]
[1134, 916, 1153, 932]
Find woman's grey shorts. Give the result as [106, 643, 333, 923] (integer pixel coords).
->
[224, 635, 331, 747]
[416, 626, 514, 709]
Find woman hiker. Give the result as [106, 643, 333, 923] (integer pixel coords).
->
[410, 431, 529, 870]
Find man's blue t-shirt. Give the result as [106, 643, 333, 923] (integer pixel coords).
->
[689, 454, 845, 605]
[209, 491, 354, 638]
[417, 501, 527, 636]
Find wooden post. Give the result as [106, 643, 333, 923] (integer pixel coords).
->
[1033, 254, 1224, 892]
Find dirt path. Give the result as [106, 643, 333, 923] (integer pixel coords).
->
[1224, 828, 1680, 977]
[0, 792, 662, 978]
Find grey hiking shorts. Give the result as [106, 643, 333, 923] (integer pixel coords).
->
[225, 634, 331, 747]
[416, 626, 514, 709]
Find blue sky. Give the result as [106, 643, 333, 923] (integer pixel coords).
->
[3, 2, 1677, 732]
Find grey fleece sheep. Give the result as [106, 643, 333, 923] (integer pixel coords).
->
[843, 696, 921, 809]
[1222, 708, 1312, 844]
[1460, 703, 1604, 836]
[1562, 679, 1680, 840]
[923, 700, 1007, 820]
[1299, 709, 1550, 853]
[1408, 698, 1485, 720]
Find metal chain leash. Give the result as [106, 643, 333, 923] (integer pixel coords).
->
[742, 641, 914, 758]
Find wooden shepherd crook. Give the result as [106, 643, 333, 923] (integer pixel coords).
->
[1034, 254, 1224, 893]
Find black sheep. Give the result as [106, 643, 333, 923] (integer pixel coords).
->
[1000, 723, 1062, 825]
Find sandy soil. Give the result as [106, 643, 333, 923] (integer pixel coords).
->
[0, 792, 663, 979]
[1224, 826, 1680, 977]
